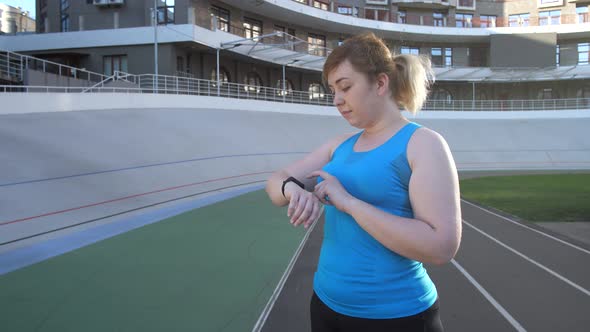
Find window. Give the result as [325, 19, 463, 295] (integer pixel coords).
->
[509, 13, 530, 27]
[538, 88, 558, 99]
[308, 33, 326, 56]
[103, 55, 128, 76]
[431, 88, 453, 103]
[364, 8, 388, 21]
[458, 0, 474, 8]
[313, 1, 329, 11]
[479, 15, 496, 28]
[276, 79, 293, 96]
[401, 46, 419, 55]
[338, 6, 353, 15]
[556, 44, 560, 66]
[157, 0, 175, 25]
[211, 67, 230, 87]
[309, 83, 325, 100]
[456, 13, 473, 28]
[579, 43, 589, 65]
[445, 48, 453, 67]
[210, 5, 230, 32]
[243, 18, 262, 39]
[539, 0, 561, 4]
[244, 72, 263, 93]
[577, 86, 590, 99]
[61, 14, 70, 32]
[398, 10, 406, 24]
[433, 12, 444, 27]
[577, 6, 589, 24]
[431, 48, 443, 66]
[176, 56, 184, 73]
[539, 10, 560, 26]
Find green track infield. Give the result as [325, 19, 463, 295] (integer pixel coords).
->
[0, 190, 306, 332]
[460, 174, 590, 222]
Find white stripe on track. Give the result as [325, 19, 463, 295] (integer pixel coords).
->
[463, 219, 590, 297]
[461, 199, 590, 255]
[252, 207, 323, 332]
[451, 259, 527, 332]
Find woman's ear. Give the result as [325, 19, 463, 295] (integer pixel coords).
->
[376, 73, 390, 97]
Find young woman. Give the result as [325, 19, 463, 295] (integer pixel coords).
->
[265, 32, 461, 332]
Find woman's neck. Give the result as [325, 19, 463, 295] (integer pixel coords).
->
[363, 107, 406, 137]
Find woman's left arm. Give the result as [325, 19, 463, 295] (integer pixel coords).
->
[311, 128, 462, 265]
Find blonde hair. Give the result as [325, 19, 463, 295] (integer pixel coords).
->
[323, 32, 434, 114]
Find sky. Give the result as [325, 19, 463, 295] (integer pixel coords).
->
[1, 0, 36, 18]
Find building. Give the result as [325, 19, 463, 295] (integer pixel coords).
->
[0, 3, 36, 34]
[1, 0, 589, 104]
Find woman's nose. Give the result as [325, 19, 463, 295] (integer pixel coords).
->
[333, 93, 343, 106]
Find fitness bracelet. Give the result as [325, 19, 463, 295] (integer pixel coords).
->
[282, 176, 305, 198]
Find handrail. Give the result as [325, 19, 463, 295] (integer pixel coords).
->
[0, 49, 108, 84]
[2, 83, 590, 111]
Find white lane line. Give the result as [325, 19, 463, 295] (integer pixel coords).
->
[451, 259, 527, 332]
[461, 199, 590, 255]
[252, 207, 323, 332]
[463, 219, 590, 297]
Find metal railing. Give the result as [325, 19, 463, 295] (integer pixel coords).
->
[0, 50, 107, 84]
[2, 79, 590, 111]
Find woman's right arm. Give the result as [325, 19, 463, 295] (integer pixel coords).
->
[266, 133, 352, 228]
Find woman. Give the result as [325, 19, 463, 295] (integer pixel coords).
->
[265, 33, 461, 332]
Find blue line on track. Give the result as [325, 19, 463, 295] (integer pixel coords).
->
[0, 152, 306, 187]
[0, 184, 264, 276]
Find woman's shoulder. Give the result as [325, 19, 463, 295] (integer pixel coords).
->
[407, 126, 452, 167]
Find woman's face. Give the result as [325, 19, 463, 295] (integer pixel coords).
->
[327, 60, 381, 128]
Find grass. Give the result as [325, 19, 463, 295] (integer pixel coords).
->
[460, 174, 590, 222]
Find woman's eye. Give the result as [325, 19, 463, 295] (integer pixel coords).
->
[342, 86, 350, 92]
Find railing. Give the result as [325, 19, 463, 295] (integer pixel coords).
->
[2, 81, 590, 111]
[0, 50, 107, 84]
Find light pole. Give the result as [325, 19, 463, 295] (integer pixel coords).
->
[153, 0, 159, 93]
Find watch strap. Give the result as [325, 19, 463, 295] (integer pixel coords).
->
[282, 176, 305, 198]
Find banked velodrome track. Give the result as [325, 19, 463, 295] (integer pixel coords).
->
[0, 93, 589, 331]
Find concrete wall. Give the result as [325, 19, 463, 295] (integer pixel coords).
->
[490, 33, 557, 68]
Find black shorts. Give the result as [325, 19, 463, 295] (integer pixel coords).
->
[310, 292, 444, 332]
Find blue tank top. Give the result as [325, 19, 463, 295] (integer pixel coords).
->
[313, 122, 437, 319]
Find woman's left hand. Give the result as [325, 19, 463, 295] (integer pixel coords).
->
[307, 170, 354, 212]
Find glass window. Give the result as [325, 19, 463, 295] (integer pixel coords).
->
[338, 6, 353, 15]
[480, 15, 496, 28]
[309, 83, 325, 100]
[401, 46, 420, 55]
[509, 13, 529, 27]
[432, 88, 453, 103]
[308, 33, 326, 57]
[431, 48, 443, 66]
[157, 0, 175, 25]
[577, 6, 589, 24]
[244, 72, 263, 93]
[456, 13, 473, 28]
[276, 79, 293, 96]
[458, 0, 474, 7]
[538, 88, 557, 99]
[579, 43, 589, 65]
[61, 14, 69, 32]
[539, 10, 560, 26]
[103, 55, 128, 76]
[211, 67, 230, 86]
[313, 1, 329, 11]
[243, 18, 262, 39]
[445, 48, 453, 67]
[210, 5, 230, 32]
[556, 44, 560, 66]
[433, 12, 444, 27]
[398, 10, 406, 24]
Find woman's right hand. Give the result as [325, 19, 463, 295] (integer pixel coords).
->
[285, 183, 322, 229]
